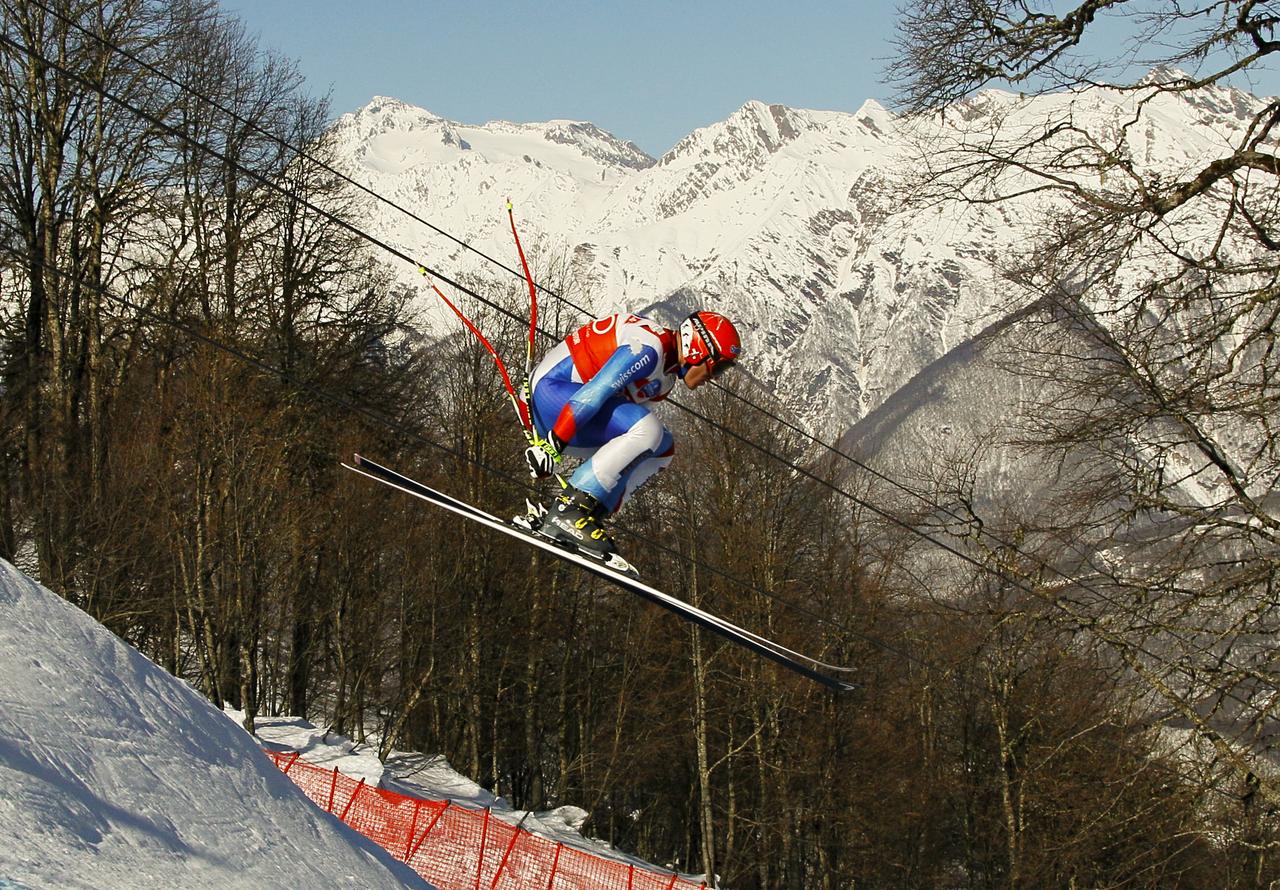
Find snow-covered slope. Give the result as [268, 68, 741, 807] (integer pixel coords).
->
[0, 560, 431, 890]
[833, 298, 1125, 532]
[328, 80, 1270, 436]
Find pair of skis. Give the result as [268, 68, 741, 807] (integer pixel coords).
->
[344, 455, 855, 692]
[374, 209, 853, 691]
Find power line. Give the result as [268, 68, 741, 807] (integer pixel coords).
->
[10, 0, 999, 528]
[0, 222, 890, 679]
[4, 11, 1276, 731]
[12, 0, 1242, 620]
[2, 9, 1268, 807]
[0, 11, 1239, 693]
[13, 0, 1214, 657]
[0, 57, 887, 679]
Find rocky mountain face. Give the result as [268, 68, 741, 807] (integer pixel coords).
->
[327, 81, 1269, 439]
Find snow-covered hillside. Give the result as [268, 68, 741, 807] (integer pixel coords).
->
[832, 297, 1128, 556]
[0, 559, 431, 890]
[328, 79, 1271, 436]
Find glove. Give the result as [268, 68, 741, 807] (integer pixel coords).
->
[524, 431, 565, 479]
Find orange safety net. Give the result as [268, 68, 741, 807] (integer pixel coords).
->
[265, 750, 707, 890]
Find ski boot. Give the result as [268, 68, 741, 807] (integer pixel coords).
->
[539, 488, 614, 555]
[536, 487, 638, 577]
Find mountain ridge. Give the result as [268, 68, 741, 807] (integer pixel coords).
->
[328, 77, 1272, 437]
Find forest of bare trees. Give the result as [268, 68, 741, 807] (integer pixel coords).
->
[880, 1, 1280, 887]
[1, 1, 1277, 888]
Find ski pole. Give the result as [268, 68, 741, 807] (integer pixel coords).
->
[506, 199, 539, 387]
[416, 266, 531, 433]
[507, 202, 569, 488]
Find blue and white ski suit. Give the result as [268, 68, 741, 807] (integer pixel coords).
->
[530, 313, 680, 513]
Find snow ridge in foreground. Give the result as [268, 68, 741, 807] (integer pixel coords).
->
[0, 559, 430, 890]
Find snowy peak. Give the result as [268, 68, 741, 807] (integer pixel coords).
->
[731, 99, 804, 153]
[628, 100, 860, 221]
[853, 98, 893, 138]
[1137, 64, 1195, 88]
[1106, 67, 1270, 129]
[660, 99, 811, 167]
[541, 120, 655, 170]
[340, 95, 446, 135]
[945, 67, 1273, 134]
[333, 97, 652, 180]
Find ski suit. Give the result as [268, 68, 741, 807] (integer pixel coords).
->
[529, 313, 679, 513]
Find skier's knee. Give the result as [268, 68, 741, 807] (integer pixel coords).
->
[628, 412, 665, 453]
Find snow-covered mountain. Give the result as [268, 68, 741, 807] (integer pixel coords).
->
[832, 295, 1130, 552]
[329, 80, 1271, 437]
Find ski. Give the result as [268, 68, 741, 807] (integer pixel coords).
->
[344, 454, 855, 693]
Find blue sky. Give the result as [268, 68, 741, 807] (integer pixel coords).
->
[221, 1, 1278, 158]
[219, 0, 900, 156]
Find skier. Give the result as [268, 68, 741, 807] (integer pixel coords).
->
[521, 310, 742, 561]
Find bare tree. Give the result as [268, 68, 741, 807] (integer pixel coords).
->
[0, 0, 185, 589]
[889, 0, 1280, 806]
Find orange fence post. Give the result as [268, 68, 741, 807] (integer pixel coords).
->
[338, 778, 365, 823]
[282, 751, 301, 774]
[326, 766, 339, 813]
[475, 807, 492, 890]
[546, 841, 563, 890]
[663, 874, 678, 890]
[489, 812, 531, 889]
[407, 801, 451, 862]
[404, 799, 422, 861]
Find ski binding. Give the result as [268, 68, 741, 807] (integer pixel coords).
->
[511, 500, 639, 578]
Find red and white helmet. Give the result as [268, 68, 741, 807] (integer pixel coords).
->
[679, 311, 742, 373]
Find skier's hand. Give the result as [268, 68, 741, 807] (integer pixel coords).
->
[525, 431, 565, 479]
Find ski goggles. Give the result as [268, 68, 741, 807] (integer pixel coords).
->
[707, 357, 735, 379]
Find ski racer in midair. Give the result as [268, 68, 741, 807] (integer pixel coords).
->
[522, 310, 742, 561]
